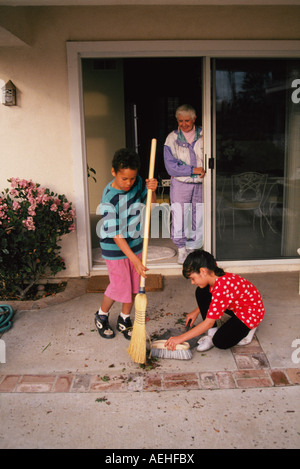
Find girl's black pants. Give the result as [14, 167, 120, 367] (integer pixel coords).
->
[195, 285, 251, 349]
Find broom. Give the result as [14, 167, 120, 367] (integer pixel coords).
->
[127, 138, 157, 364]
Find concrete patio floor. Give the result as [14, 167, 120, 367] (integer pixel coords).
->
[0, 272, 299, 449]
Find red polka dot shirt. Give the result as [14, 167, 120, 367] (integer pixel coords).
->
[208, 273, 265, 329]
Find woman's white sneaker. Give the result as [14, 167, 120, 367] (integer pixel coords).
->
[177, 247, 187, 264]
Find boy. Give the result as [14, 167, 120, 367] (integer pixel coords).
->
[95, 148, 157, 340]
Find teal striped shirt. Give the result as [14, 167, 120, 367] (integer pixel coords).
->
[99, 175, 147, 260]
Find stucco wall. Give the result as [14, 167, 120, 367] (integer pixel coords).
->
[0, 5, 300, 277]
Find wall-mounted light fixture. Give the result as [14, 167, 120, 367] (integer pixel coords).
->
[2, 80, 16, 106]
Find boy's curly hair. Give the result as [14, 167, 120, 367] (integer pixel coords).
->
[183, 249, 225, 279]
[112, 148, 141, 173]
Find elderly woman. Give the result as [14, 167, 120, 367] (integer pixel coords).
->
[164, 104, 205, 264]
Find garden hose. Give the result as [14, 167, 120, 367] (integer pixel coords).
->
[0, 305, 14, 333]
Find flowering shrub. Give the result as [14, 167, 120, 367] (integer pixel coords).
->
[0, 178, 76, 299]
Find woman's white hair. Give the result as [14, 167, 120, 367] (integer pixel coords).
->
[175, 104, 196, 119]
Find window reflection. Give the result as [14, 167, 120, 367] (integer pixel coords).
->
[215, 59, 300, 260]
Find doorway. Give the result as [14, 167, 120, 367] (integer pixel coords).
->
[81, 57, 203, 267]
[123, 58, 202, 182]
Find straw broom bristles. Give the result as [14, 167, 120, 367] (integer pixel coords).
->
[127, 291, 147, 364]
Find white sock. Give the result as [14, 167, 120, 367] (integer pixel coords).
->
[120, 312, 130, 321]
[238, 327, 256, 345]
[207, 327, 218, 337]
[98, 308, 109, 317]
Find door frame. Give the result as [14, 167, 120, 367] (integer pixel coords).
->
[67, 40, 300, 276]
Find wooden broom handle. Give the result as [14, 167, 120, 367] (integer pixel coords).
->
[140, 138, 156, 289]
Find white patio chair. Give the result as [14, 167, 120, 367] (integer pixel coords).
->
[230, 172, 268, 238]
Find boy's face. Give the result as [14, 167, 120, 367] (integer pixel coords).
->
[111, 167, 138, 192]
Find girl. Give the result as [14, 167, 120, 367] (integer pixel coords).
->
[165, 250, 265, 352]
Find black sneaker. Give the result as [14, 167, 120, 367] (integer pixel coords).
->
[94, 312, 115, 339]
[117, 315, 132, 340]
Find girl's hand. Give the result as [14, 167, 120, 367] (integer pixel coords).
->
[164, 335, 184, 351]
[185, 308, 200, 327]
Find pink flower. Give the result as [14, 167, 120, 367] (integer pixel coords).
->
[28, 206, 36, 216]
[0, 202, 8, 219]
[9, 177, 19, 189]
[38, 193, 50, 205]
[22, 216, 35, 231]
[10, 189, 18, 197]
[19, 179, 30, 189]
[27, 196, 36, 205]
[13, 201, 20, 210]
[50, 204, 58, 212]
[35, 187, 46, 204]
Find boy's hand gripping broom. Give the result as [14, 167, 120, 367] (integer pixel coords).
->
[127, 138, 157, 364]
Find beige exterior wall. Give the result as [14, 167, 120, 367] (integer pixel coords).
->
[0, 5, 300, 277]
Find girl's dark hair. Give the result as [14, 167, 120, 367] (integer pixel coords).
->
[112, 148, 141, 173]
[183, 249, 225, 279]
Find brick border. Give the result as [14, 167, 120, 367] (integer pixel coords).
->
[0, 368, 299, 393]
[1, 335, 299, 393]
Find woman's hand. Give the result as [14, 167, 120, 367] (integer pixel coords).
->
[193, 167, 205, 178]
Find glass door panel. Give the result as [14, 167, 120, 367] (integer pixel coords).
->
[214, 58, 300, 261]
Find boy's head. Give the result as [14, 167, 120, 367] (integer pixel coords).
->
[111, 148, 140, 192]
[112, 148, 141, 173]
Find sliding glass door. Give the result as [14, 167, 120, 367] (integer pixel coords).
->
[213, 58, 300, 261]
